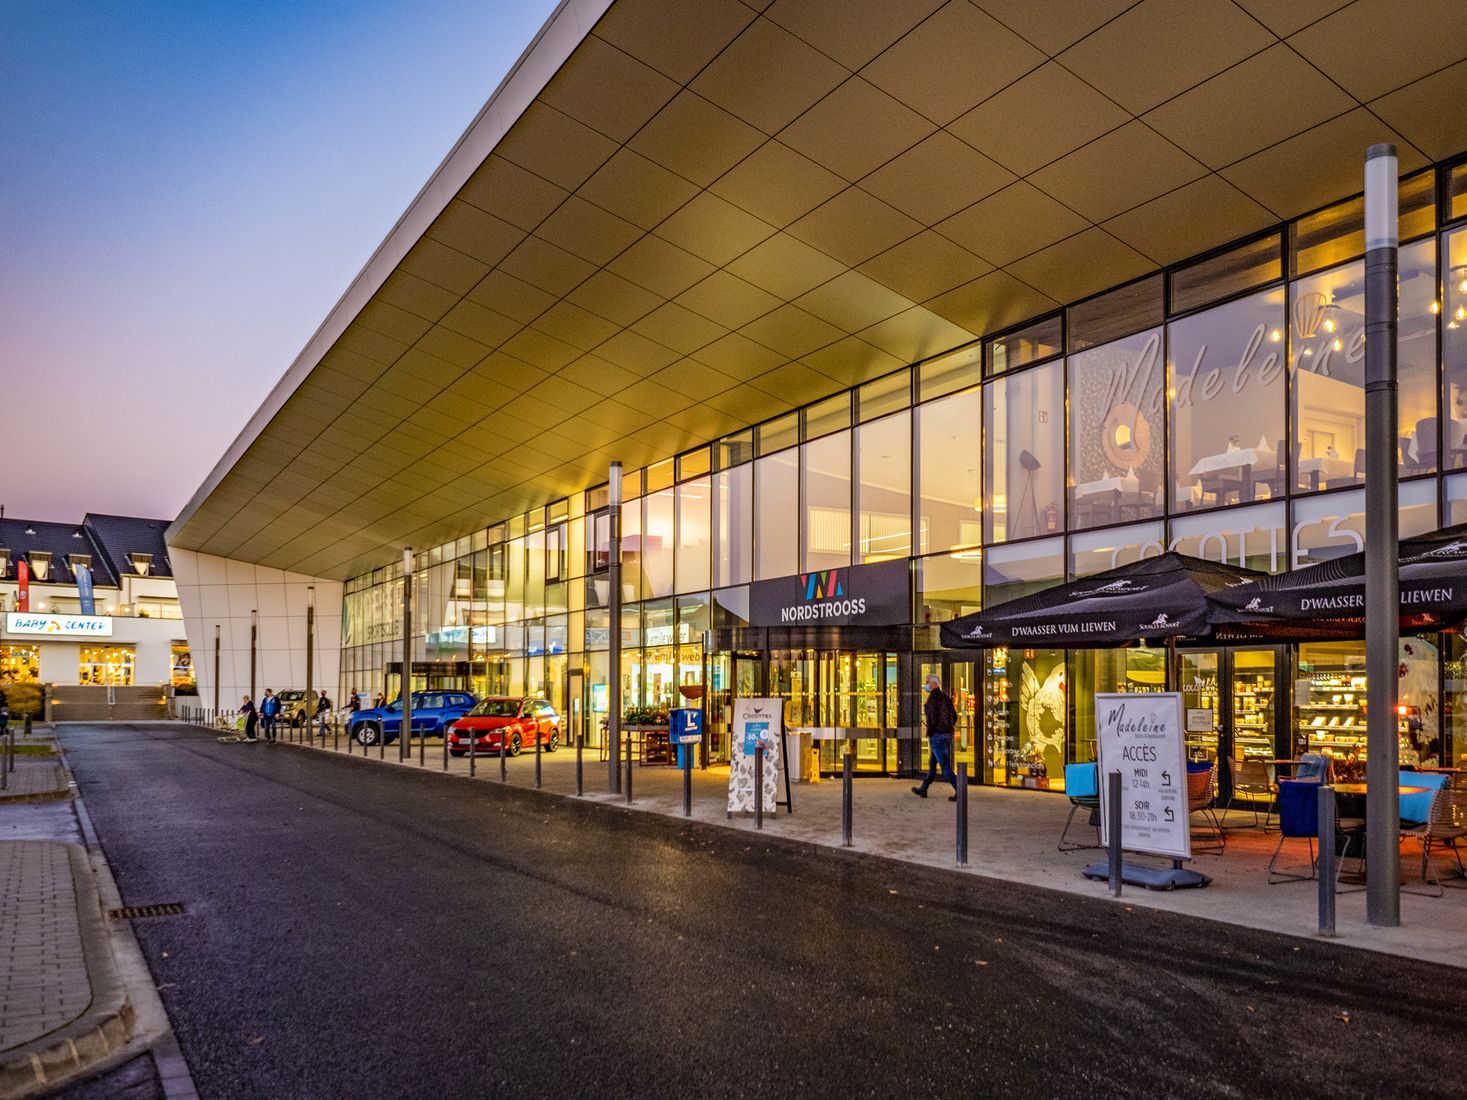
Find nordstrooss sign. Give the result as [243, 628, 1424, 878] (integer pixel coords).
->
[748, 558, 910, 628]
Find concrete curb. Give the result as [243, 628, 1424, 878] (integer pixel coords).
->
[0, 844, 135, 1099]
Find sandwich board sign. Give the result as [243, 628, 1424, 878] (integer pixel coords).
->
[1095, 692, 1190, 861]
[727, 697, 783, 816]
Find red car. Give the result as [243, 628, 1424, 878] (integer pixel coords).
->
[447, 697, 561, 757]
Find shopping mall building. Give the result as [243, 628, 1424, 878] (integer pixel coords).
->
[166, 0, 1467, 788]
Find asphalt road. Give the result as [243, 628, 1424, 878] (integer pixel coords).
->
[57, 723, 1466, 1100]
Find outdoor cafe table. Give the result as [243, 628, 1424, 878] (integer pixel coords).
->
[1331, 784, 1430, 797]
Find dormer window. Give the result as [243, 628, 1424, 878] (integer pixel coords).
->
[28, 552, 51, 582]
[68, 553, 92, 577]
[128, 552, 152, 576]
[0, 550, 9, 579]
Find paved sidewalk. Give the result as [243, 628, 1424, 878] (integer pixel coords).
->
[0, 761, 70, 805]
[0, 840, 134, 1098]
[271, 727, 1467, 969]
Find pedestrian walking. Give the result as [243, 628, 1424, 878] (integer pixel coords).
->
[260, 688, 279, 743]
[0, 688, 9, 736]
[348, 690, 361, 714]
[315, 689, 332, 738]
[241, 695, 259, 741]
[912, 673, 958, 801]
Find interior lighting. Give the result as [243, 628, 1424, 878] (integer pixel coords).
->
[1459, 278, 1467, 294]
[1268, 329, 1281, 343]
[1432, 300, 1442, 314]
[1333, 339, 1343, 352]
[1457, 306, 1466, 322]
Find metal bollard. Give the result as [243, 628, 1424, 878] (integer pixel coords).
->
[442, 726, 448, 772]
[841, 750, 853, 847]
[333, 717, 339, 753]
[378, 727, 384, 761]
[23, 715, 32, 738]
[1318, 784, 1337, 937]
[754, 743, 765, 829]
[682, 743, 693, 818]
[956, 763, 969, 867]
[1106, 770, 1123, 897]
[575, 733, 583, 796]
[469, 729, 476, 777]
[625, 729, 633, 805]
[535, 727, 542, 789]
[500, 736, 507, 782]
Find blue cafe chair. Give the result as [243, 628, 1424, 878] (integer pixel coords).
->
[1059, 763, 1101, 851]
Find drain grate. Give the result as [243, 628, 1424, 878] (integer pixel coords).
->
[108, 903, 185, 921]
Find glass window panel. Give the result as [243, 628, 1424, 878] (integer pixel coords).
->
[1400, 239, 1439, 476]
[855, 411, 911, 562]
[804, 393, 850, 440]
[802, 430, 851, 571]
[1068, 275, 1163, 352]
[712, 586, 750, 630]
[917, 386, 981, 554]
[1068, 522, 1165, 578]
[1068, 327, 1164, 529]
[1290, 258, 1365, 492]
[643, 489, 675, 599]
[677, 447, 711, 481]
[717, 429, 754, 469]
[1291, 481, 1437, 568]
[1292, 170, 1436, 276]
[989, 315, 1062, 376]
[1169, 287, 1287, 512]
[757, 412, 799, 455]
[858, 369, 911, 422]
[621, 498, 643, 602]
[1170, 233, 1281, 315]
[646, 458, 674, 494]
[585, 485, 609, 513]
[916, 551, 982, 624]
[505, 538, 526, 621]
[1168, 502, 1287, 573]
[985, 359, 1064, 542]
[1448, 472, 1467, 525]
[919, 341, 982, 401]
[675, 477, 711, 593]
[1442, 227, 1467, 471]
[714, 463, 753, 588]
[755, 449, 799, 579]
[1450, 161, 1467, 223]
[984, 536, 1063, 605]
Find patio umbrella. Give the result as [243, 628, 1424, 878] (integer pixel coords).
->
[1206, 522, 1467, 641]
[939, 551, 1264, 649]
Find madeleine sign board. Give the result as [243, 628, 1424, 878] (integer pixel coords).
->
[1095, 692, 1189, 861]
[5, 612, 113, 638]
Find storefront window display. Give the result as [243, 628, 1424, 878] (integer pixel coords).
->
[1168, 286, 1287, 511]
[170, 644, 195, 689]
[1068, 328, 1165, 529]
[1296, 639, 1442, 769]
[0, 646, 40, 684]
[80, 645, 134, 686]
[1071, 647, 1165, 763]
[986, 645, 1066, 791]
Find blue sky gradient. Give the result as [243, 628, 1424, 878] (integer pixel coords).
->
[1, 0, 559, 522]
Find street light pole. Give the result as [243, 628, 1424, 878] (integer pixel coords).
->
[608, 462, 622, 794]
[249, 609, 258, 704]
[305, 585, 315, 731]
[1364, 143, 1400, 928]
[213, 623, 220, 714]
[401, 548, 413, 762]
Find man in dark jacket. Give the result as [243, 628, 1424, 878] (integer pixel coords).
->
[314, 689, 332, 738]
[913, 673, 959, 801]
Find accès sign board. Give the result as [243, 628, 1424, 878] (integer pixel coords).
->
[727, 697, 783, 815]
[5, 612, 113, 638]
[1095, 692, 1190, 861]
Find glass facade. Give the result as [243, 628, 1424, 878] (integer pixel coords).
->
[340, 159, 1467, 777]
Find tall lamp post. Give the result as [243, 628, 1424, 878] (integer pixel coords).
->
[608, 462, 622, 794]
[249, 609, 258, 705]
[401, 548, 413, 762]
[213, 623, 220, 714]
[1364, 144, 1401, 927]
[305, 586, 315, 736]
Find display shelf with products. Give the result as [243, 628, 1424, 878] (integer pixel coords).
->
[1232, 678, 1275, 761]
[1295, 672, 1411, 760]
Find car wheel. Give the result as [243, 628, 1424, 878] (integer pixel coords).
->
[356, 722, 381, 746]
[508, 731, 522, 757]
[545, 729, 559, 753]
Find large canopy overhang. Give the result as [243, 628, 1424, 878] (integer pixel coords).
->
[167, 0, 1467, 580]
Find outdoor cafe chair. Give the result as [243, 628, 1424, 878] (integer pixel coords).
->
[1267, 779, 1365, 886]
[1226, 756, 1276, 830]
[1058, 762, 1101, 852]
[1402, 773, 1467, 896]
[1187, 761, 1225, 854]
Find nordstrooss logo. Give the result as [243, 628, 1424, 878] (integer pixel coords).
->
[781, 569, 866, 622]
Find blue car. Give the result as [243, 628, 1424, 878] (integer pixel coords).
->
[348, 691, 477, 746]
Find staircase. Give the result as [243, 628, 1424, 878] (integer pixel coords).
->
[48, 684, 168, 722]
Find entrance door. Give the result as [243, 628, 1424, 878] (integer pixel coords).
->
[1179, 650, 1222, 764]
[918, 657, 977, 781]
[1181, 647, 1279, 804]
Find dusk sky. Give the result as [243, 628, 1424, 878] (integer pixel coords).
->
[1, 0, 558, 524]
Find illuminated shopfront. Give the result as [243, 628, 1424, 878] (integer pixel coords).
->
[334, 160, 1467, 785]
[80, 645, 135, 686]
[0, 645, 40, 685]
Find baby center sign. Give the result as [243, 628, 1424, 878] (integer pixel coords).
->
[1095, 692, 1189, 860]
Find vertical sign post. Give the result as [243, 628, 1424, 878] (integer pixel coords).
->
[607, 461, 623, 795]
[1364, 143, 1400, 927]
[401, 549, 413, 763]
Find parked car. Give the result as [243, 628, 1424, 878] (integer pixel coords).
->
[275, 690, 309, 726]
[348, 691, 477, 746]
[446, 697, 560, 757]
